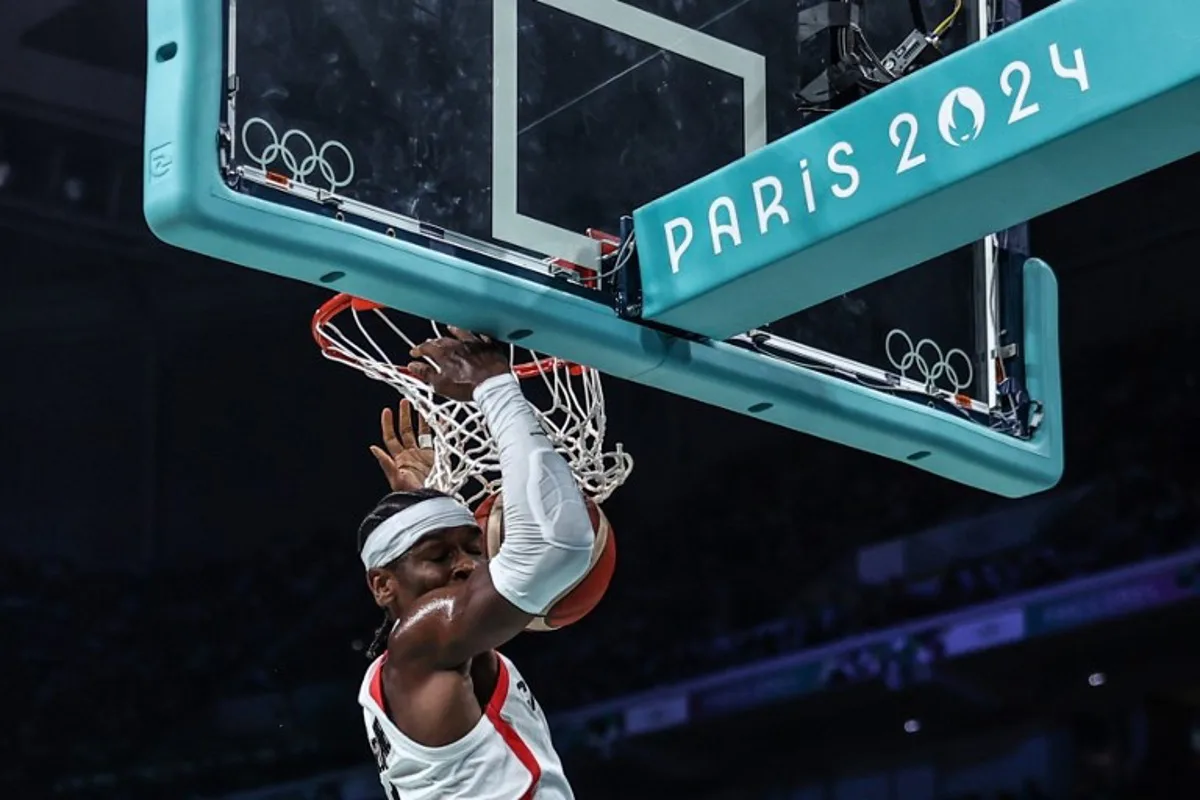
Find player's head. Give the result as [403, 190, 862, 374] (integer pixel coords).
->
[357, 490, 484, 654]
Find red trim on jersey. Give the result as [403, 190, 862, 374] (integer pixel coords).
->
[486, 657, 543, 800]
[369, 653, 387, 713]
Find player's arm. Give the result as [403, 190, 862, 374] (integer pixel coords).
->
[393, 330, 594, 668]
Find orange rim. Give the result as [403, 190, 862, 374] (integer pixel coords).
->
[312, 293, 585, 380]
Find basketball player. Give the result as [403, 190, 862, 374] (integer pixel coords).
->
[357, 328, 588, 800]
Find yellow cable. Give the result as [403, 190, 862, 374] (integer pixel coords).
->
[932, 0, 963, 38]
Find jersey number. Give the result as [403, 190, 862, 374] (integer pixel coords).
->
[370, 720, 405, 800]
[369, 719, 391, 772]
[516, 679, 538, 713]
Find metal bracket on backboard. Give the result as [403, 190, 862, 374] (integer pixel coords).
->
[614, 216, 643, 320]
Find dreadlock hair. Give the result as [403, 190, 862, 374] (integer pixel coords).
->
[358, 488, 453, 660]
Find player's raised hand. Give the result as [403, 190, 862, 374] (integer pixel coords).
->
[370, 398, 436, 492]
[407, 327, 510, 402]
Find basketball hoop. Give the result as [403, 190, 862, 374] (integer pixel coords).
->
[312, 293, 633, 505]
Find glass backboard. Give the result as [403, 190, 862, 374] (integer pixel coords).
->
[229, 0, 999, 407]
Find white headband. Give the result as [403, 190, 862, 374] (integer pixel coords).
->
[360, 497, 479, 569]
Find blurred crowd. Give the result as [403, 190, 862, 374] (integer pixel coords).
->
[512, 461, 1200, 710]
[0, 542, 354, 793]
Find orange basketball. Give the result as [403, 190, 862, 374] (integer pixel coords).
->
[475, 492, 615, 631]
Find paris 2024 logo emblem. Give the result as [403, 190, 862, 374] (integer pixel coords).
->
[937, 87, 987, 147]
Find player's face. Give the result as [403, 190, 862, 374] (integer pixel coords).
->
[398, 525, 486, 598]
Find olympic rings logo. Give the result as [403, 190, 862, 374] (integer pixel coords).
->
[240, 117, 356, 191]
[885, 329, 974, 394]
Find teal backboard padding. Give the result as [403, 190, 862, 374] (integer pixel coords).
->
[143, 0, 1062, 497]
[634, 0, 1200, 338]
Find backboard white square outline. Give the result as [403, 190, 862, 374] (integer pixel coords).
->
[492, 0, 768, 268]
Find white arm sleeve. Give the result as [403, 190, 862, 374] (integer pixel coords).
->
[474, 373, 594, 614]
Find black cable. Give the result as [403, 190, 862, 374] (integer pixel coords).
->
[908, 0, 929, 31]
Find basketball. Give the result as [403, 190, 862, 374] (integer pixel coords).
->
[475, 492, 616, 632]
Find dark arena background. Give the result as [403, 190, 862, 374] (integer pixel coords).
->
[3, 1, 1200, 799]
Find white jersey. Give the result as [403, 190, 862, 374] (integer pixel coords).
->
[359, 651, 574, 800]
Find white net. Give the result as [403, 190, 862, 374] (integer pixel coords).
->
[313, 295, 633, 505]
